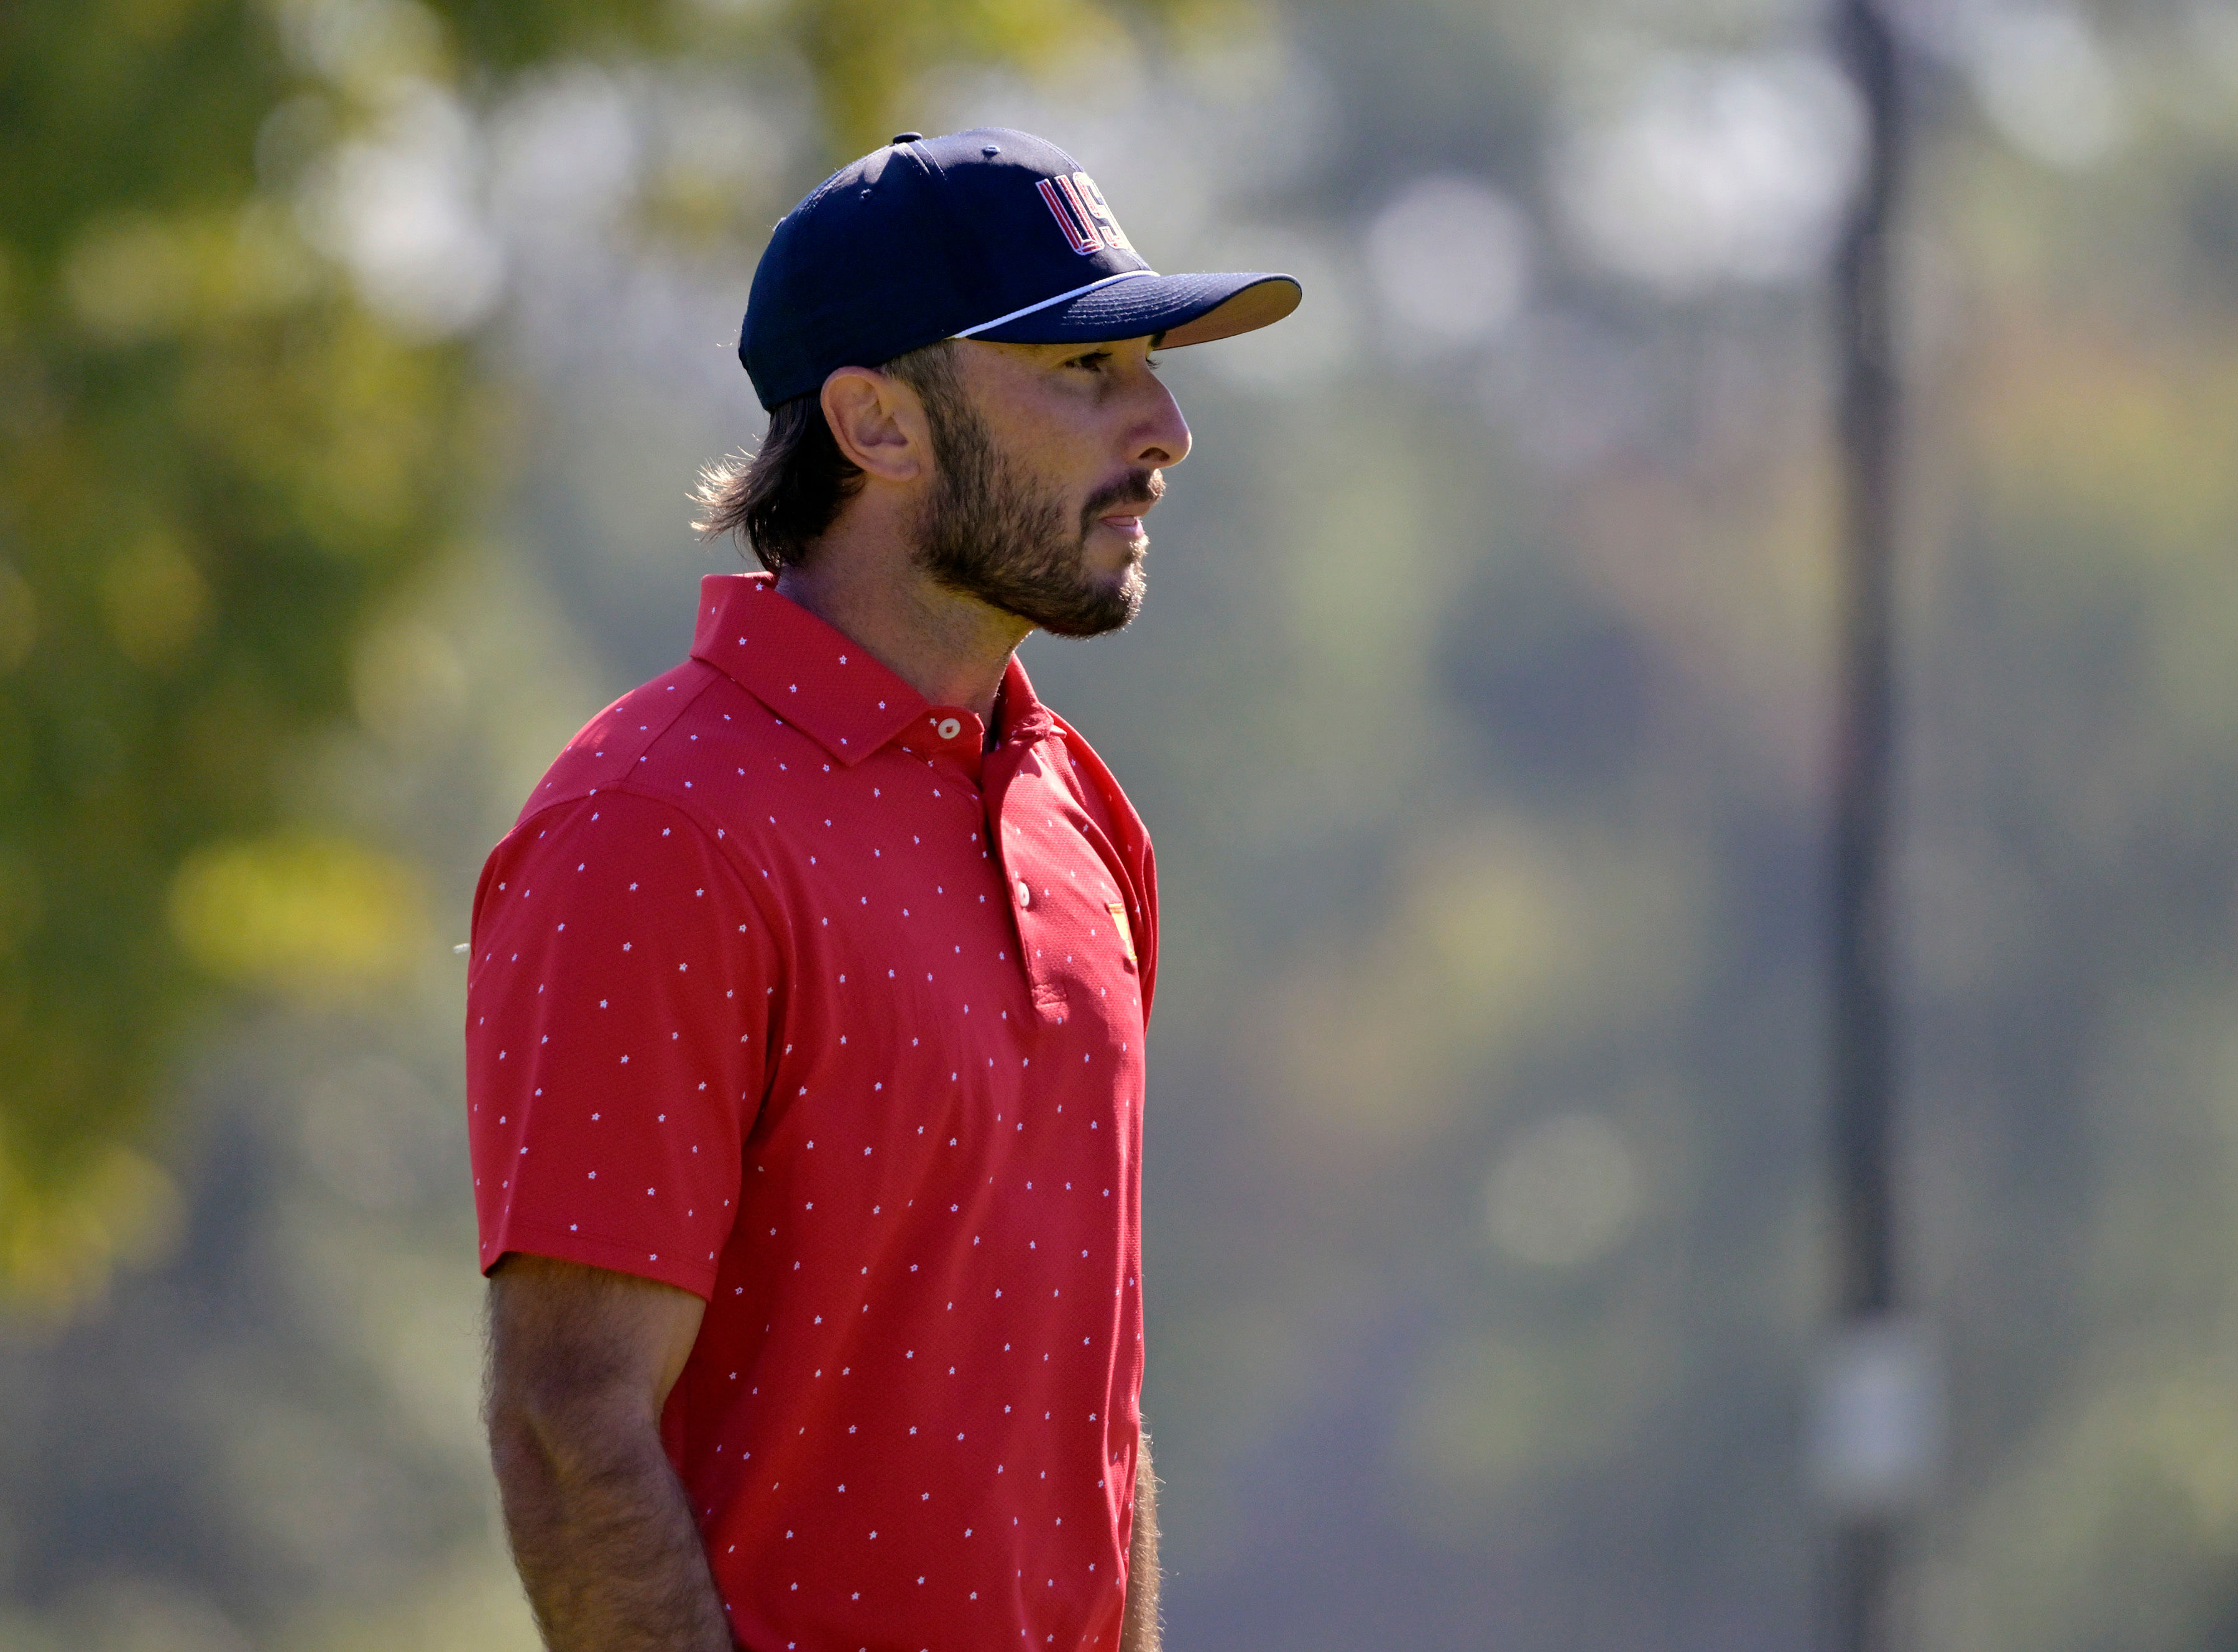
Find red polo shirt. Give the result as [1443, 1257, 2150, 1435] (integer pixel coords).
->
[465, 573, 1158, 1652]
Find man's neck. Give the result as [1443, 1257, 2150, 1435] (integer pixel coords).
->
[772, 516, 1029, 722]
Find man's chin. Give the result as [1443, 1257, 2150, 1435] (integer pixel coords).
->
[1024, 566, 1145, 639]
[1082, 524, 1148, 571]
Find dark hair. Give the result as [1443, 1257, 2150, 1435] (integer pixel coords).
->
[694, 339, 960, 573]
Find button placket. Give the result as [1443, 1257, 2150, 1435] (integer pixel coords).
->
[985, 741, 1066, 1021]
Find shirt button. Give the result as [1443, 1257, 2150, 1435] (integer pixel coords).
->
[1016, 880, 1032, 908]
[936, 716, 962, 741]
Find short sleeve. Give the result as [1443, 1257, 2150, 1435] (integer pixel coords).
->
[464, 790, 776, 1299]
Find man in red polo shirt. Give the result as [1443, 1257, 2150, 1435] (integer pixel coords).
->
[465, 128, 1298, 1652]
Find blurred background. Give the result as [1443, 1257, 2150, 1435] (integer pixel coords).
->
[6, 0, 2238, 1646]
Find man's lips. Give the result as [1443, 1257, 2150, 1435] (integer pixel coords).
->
[1094, 494, 1159, 537]
[1084, 471, 1163, 539]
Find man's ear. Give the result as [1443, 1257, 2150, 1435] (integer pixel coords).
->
[821, 367, 931, 484]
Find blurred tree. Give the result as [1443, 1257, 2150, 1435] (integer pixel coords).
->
[0, 0, 1241, 1310]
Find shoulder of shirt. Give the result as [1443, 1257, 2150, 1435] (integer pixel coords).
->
[512, 658, 714, 821]
[495, 660, 822, 905]
[501, 668, 785, 861]
[510, 657, 813, 826]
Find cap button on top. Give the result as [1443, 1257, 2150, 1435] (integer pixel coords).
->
[891, 132, 924, 144]
[936, 716, 962, 741]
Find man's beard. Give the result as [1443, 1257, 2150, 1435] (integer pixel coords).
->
[911, 397, 1156, 639]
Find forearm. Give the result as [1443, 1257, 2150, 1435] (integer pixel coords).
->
[491, 1408, 731, 1652]
[1121, 1424, 1161, 1652]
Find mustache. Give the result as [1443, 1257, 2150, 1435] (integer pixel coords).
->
[1080, 469, 1164, 533]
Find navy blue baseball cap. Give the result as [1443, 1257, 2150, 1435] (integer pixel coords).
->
[739, 127, 1301, 410]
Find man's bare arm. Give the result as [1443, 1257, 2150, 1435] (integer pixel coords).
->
[485, 1253, 729, 1652]
[1121, 1423, 1161, 1652]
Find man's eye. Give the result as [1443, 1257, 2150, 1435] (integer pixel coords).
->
[1069, 351, 1112, 371]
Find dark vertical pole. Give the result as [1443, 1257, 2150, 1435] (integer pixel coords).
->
[1828, 0, 1906, 1649]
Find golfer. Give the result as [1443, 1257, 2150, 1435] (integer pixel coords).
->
[464, 127, 1299, 1652]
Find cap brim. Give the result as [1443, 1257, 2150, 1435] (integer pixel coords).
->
[967, 271, 1301, 349]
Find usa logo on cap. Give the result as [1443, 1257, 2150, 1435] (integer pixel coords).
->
[1037, 172, 1136, 257]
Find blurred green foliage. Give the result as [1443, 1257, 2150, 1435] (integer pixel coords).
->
[0, 0, 1233, 1309]
[0, 0, 473, 1305]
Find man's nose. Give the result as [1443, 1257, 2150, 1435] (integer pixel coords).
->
[1130, 373, 1192, 471]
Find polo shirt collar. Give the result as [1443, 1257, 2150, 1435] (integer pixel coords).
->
[689, 573, 1054, 768]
